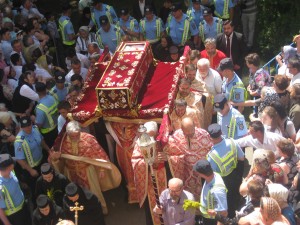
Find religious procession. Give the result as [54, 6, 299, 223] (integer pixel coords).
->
[0, 0, 300, 224]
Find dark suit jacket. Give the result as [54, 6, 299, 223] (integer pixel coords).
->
[132, 0, 157, 21]
[216, 31, 246, 71]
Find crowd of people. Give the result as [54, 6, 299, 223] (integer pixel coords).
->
[0, 0, 300, 225]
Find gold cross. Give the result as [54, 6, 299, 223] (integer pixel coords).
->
[70, 202, 84, 225]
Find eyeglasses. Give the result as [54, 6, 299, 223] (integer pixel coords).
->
[169, 188, 182, 193]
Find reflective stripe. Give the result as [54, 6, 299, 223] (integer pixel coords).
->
[2, 186, 24, 216]
[156, 19, 161, 39]
[228, 115, 237, 138]
[216, 19, 222, 34]
[96, 26, 122, 49]
[129, 19, 137, 41]
[199, 22, 205, 42]
[15, 135, 42, 167]
[140, 18, 161, 40]
[36, 101, 58, 134]
[208, 139, 238, 176]
[181, 17, 191, 45]
[214, 0, 230, 19]
[59, 19, 75, 46]
[91, 5, 113, 31]
[200, 178, 227, 218]
[229, 82, 248, 101]
[166, 14, 172, 34]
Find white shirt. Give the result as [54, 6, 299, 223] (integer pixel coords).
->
[65, 67, 88, 82]
[10, 50, 26, 65]
[139, 1, 145, 17]
[7, 79, 18, 92]
[291, 72, 300, 86]
[20, 84, 39, 101]
[196, 68, 222, 96]
[65, 53, 90, 71]
[13, 66, 23, 80]
[34, 64, 52, 80]
[57, 115, 66, 133]
[235, 131, 285, 155]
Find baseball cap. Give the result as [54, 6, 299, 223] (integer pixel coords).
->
[144, 5, 153, 13]
[20, 116, 32, 128]
[120, 8, 129, 16]
[170, 2, 182, 12]
[0, 154, 15, 170]
[203, 8, 212, 16]
[213, 94, 228, 111]
[192, 0, 201, 3]
[218, 58, 234, 71]
[207, 123, 222, 138]
[99, 15, 109, 26]
[193, 159, 213, 175]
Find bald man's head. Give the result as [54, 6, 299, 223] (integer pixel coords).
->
[181, 117, 195, 138]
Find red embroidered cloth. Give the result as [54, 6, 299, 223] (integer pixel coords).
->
[71, 45, 189, 123]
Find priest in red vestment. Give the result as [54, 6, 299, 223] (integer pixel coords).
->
[164, 117, 213, 198]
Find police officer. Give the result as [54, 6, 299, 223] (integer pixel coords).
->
[96, 15, 124, 54]
[213, 0, 235, 20]
[14, 116, 50, 194]
[89, 0, 118, 31]
[166, 2, 199, 49]
[139, 5, 165, 48]
[35, 163, 70, 207]
[207, 123, 244, 218]
[213, 94, 247, 140]
[186, 0, 205, 27]
[118, 8, 140, 41]
[0, 154, 31, 225]
[193, 159, 227, 225]
[35, 82, 59, 148]
[199, 8, 223, 44]
[59, 4, 76, 51]
[32, 194, 65, 225]
[48, 72, 70, 103]
[218, 58, 246, 112]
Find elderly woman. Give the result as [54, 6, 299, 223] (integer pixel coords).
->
[289, 83, 300, 132]
[276, 139, 298, 189]
[233, 75, 290, 118]
[239, 150, 286, 197]
[238, 197, 289, 225]
[276, 45, 297, 77]
[50, 120, 121, 215]
[267, 183, 296, 225]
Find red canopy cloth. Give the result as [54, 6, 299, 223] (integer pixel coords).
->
[70, 44, 189, 124]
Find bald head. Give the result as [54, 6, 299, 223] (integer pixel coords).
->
[168, 178, 183, 188]
[181, 117, 195, 138]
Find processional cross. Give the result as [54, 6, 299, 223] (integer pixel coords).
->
[70, 202, 84, 225]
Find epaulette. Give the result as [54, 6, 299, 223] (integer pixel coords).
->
[21, 135, 25, 140]
[64, 83, 69, 88]
[32, 125, 38, 129]
[53, 89, 57, 93]
[200, 21, 205, 25]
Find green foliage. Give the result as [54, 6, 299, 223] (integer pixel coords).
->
[256, 0, 300, 59]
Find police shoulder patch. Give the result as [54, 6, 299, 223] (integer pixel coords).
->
[237, 121, 244, 130]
